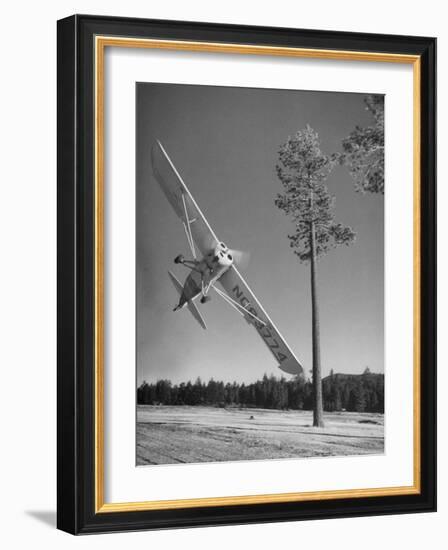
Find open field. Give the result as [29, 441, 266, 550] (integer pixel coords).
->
[137, 405, 384, 465]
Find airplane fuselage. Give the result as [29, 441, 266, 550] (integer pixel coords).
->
[177, 242, 233, 308]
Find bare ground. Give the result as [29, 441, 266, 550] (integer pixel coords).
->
[136, 405, 384, 465]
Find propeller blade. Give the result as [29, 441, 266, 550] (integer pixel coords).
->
[229, 249, 251, 270]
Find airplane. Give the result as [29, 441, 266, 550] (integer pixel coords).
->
[151, 140, 303, 376]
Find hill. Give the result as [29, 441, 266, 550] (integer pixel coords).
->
[322, 370, 384, 412]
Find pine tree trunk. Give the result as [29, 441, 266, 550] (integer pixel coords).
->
[310, 220, 325, 427]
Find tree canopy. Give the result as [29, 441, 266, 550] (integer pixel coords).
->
[275, 125, 356, 262]
[339, 95, 385, 194]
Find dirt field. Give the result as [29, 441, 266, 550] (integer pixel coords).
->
[136, 405, 384, 465]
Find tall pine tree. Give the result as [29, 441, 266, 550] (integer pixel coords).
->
[275, 125, 356, 427]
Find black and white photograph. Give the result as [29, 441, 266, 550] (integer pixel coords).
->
[136, 82, 385, 466]
[0, 0, 440, 543]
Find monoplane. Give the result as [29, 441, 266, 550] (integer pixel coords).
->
[151, 141, 303, 375]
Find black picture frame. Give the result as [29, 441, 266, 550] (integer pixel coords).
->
[57, 14, 436, 534]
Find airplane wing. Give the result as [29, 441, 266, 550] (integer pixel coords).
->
[218, 266, 303, 375]
[151, 141, 220, 257]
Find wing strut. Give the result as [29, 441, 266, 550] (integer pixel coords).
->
[181, 194, 196, 259]
[212, 285, 267, 327]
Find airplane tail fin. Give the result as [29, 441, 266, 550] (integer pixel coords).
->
[168, 271, 207, 330]
[187, 300, 207, 330]
[168, 270, 184, 295]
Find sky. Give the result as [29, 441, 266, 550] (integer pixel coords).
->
[136, 83, 384, 385]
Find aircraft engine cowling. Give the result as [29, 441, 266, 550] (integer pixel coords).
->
[207, 242, 250, 270]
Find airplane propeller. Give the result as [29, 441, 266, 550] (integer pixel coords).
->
[228, 248, 251, 270]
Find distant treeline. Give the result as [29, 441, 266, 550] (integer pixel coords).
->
[137, 368, 384, 413]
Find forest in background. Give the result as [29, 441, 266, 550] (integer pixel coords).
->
[137, 368, 384, 413]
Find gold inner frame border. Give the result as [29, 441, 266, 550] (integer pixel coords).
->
[94, 35, 421, 514]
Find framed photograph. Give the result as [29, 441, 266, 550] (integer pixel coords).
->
[57, 15, 436, 534]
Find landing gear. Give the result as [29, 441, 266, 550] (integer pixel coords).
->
[200, 295, 211, 304]
[174, 254, 184, 264]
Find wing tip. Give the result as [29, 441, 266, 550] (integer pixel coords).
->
[278, 357, 303, 376]
[151, 139, 163, 161]
[153, 139, 165, 155]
